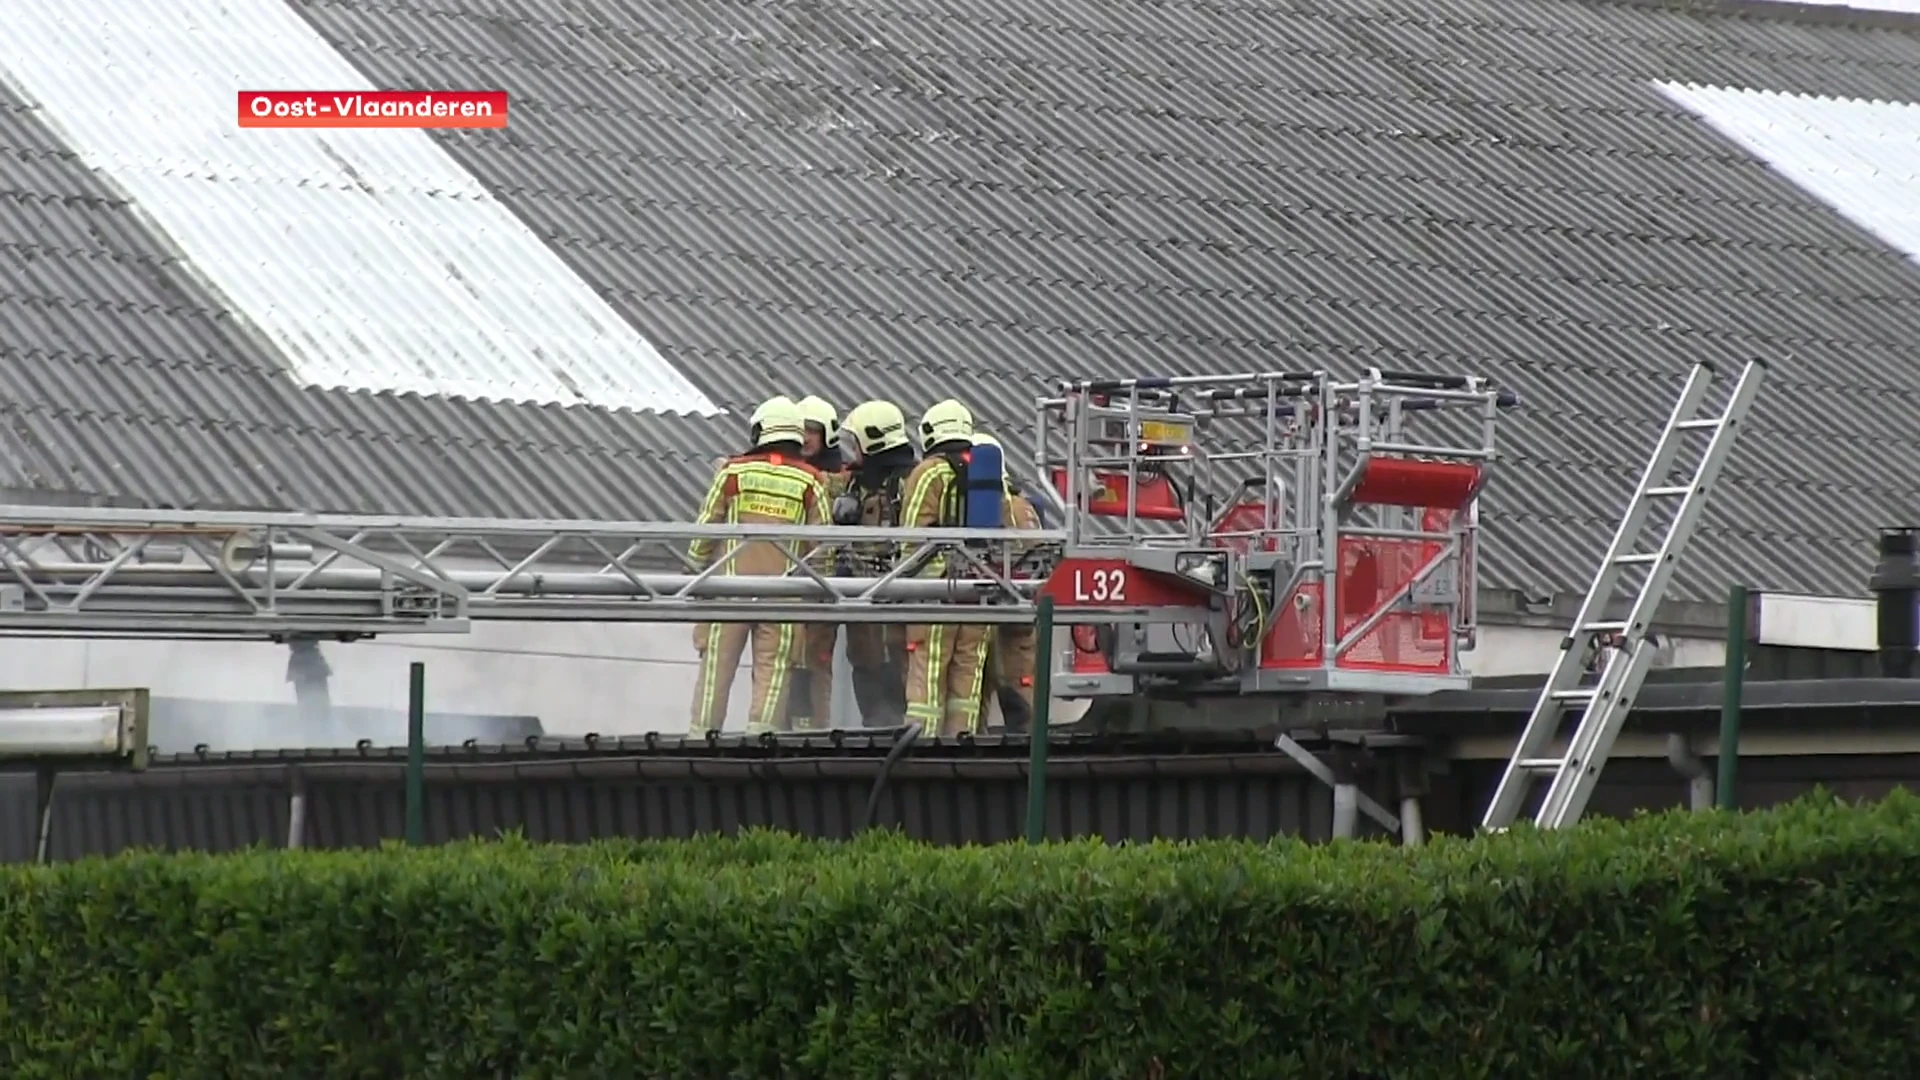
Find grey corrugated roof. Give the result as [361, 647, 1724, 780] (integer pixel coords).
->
[0, 82, 732, 516]
[3, 0, 1920, 603]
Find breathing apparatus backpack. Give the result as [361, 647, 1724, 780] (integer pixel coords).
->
[958, 441, 1004, 529]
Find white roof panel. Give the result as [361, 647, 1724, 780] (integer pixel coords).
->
[1657, 82, 1920, 268]
[0, 1, 721, 417]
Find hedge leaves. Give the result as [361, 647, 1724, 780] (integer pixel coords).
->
[3, 792, 1917, 1078]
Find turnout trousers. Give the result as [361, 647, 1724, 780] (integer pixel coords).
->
[845, 624, 907, 726]
[786, 623, 838, 729]
[904, 622, 991, 738]
[983, 624, 1039, 730]
[690, 621, 798, 734]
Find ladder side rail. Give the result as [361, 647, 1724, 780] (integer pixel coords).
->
[4, 566, 1051, 602]
[1554, 363, 1715, 645]
[1532, 359, 1766, 828]
[0, 507, 1067, 549]
[0, 513, 1075, 631]
[1478, 646, 1581, 825]
[1535, 639, 1662, 826]
[0, 598, 1207, 635]
[1480, 361, 1719, 830]
[1534, 643, 1659, 827]
[1601, 359, 1766, 643]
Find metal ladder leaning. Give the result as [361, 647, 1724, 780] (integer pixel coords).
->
[1481, 358, 1767, 831]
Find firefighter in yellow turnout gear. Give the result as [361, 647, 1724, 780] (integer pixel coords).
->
[900, 399, 991, 737]
[834, 400, 917, 725]
[970, 432, 1041, 731]
[786, 394, 848, 729]
[688, 397, 831, 734]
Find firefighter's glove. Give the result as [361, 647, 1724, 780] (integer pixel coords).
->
[831, 494, 862, 526]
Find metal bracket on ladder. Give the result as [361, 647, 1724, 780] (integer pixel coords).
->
[1480, 358, 1767, 832]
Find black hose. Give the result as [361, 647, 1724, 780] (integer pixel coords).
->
[857, 724, 920, 833]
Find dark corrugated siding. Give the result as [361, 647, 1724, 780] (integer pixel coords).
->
[0, 753, 1380, 861]
[7, 748, 1917, 864]
[1748, 645, 1883, 682]
[1424, 754, 1920, 835]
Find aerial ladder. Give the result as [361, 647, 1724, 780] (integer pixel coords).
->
[0, 369, 1517, 711]
[0, 365, 1564, 840]
[0, 360, 1776, 834]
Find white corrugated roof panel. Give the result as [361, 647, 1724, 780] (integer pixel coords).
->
[1657, 83, 1920, 267]
[0, 1, 721, 417]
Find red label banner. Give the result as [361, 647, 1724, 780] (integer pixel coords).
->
[1037, 558, 1205, 608]
[237, 91, 509, 129]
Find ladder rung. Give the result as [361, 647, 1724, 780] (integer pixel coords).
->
[1645, 485, 1692, 498]
[1551, 687, 1596, 700]
[1612, 552, 1660, 566]
[1582, 621, 1628, 634]
[1674, 418, 1721, 431]
[1518, 758, 1564, 772]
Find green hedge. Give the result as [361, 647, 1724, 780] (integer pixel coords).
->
[4, 793, 1920, 1078]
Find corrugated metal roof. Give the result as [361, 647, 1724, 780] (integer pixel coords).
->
[4, 0, 1920, 604]
[0, 1, 720, 416]
[1656, 84, 1920, 266]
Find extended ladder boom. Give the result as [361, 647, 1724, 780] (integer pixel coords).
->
[0, 506, 1196, 638]
[1481, 358, 1766, 831]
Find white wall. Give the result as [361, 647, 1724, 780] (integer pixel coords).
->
[0, 618, 1725, 746]
[0, 623, 723, 739]
[1460, 624, 1725, 678]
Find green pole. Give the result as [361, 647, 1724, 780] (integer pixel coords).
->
[405, 661, 426, 844]
[1716, 585, 1748, 811]
[1025, 596, 1055, 844]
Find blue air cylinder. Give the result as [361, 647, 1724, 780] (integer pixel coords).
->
[963, 444, 1004, 529]
[1870, 527, 1920, 679]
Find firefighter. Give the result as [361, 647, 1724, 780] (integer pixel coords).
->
[969, 432, 1041, 732]
[688, 396, 831, 735]
[798, 395, 845, 473]
[900, 399, 990, 738]
[834, 399, 917, 725]
[787, 394, 847, 729]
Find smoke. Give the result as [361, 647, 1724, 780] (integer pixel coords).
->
[147, 696, 542, 754]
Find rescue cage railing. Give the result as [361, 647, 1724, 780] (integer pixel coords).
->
[1034, 369, 1515, 551]
[1303, 373, 1511, 663]
[1037, 370, 1518, 684]
[0, 506, 1168, 638]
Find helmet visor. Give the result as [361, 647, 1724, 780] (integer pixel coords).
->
[837, 426, 864, 462]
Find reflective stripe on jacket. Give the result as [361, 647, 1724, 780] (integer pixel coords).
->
[688, 452, 829, 575]
[898, 455, 959, 577]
